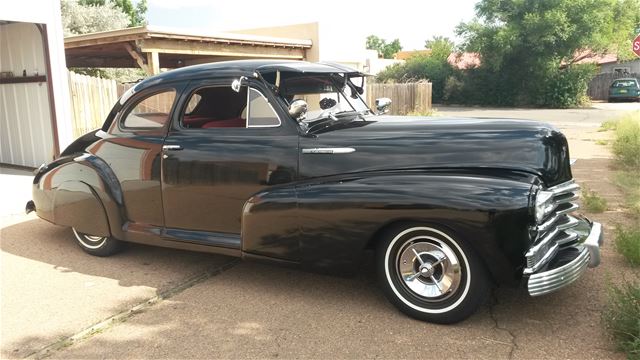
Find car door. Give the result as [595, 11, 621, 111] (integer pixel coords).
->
[161, 77, 299, 254]
[97, 85, 181, 239]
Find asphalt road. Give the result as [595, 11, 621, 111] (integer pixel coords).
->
[1, 102, 637, 359]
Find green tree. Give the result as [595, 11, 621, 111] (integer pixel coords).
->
[455, 0, 640, 107]
[425, 36, 455, 59]
[61, 0, 146, 82]
[79, 0, 147, 27]
[376, 36, 455, 102]
[61, 0, 130, 36]
[366, 35, 402, 59]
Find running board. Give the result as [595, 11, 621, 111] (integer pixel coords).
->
[163, 228, 241, 249]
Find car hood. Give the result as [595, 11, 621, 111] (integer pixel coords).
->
[299, 116, 572, 186]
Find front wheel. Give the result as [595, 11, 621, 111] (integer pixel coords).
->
[72, 228, 123, 257]
[376, 224, 490, 324]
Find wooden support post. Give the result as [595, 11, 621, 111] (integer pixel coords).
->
[123, 42, 150, 75]
[147, 51, 160, 75]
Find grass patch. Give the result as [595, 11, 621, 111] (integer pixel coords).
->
[612, 111, 640, 169]
[596, 139, 609, 145]
[614, 171, 640, 217]
[616, 226, 640, 267]
[581, 187, 608, 213]
[603, 278, 640, 360]
[600, 119, 619, 132]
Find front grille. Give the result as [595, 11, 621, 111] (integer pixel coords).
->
[525, 180, 581, 274]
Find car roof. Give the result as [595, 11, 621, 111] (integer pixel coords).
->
[131, 60, 362, 93]
[612, 78, 638, 82]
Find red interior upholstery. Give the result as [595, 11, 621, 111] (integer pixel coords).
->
[183, 115, 215, 128]
[202, 118, 245, 128]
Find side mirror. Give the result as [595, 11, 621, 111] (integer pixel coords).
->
[289, 99, 308, 121]
[375, 97, 392, 114]
[231, 76, 248, 93]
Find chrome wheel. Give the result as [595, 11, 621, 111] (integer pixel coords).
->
[72, 228, 107, 249]
[378, 224, 490, 323]
[396, 237, 462, 301]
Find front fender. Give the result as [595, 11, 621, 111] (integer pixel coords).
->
[295, 171, 535, 284]
[32, 153, 125, 239]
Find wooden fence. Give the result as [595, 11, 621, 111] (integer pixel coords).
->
[68, 71, 118, 137]
[366, 82, 432, 115]
[588, 72, 640, 100]
[68, 76, 434, 137]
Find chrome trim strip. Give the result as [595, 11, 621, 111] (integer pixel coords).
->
[538, 211, 579, 233]
[556, 202, 580, 216]
[548, 180, 580, 196]
[528, 247, 590, 296]
[526, 228, 559, 257]
[302, 147, 356, 154]
[555, 231, 579, 246]
[523, 242, 559, 275]
[557, 215, 580, 231]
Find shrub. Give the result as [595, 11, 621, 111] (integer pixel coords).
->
[612, 112, 640, 169]
[603, 278, 640, 359]
[537, 64, 597, 108]
[377, 55, 455, 103]
[616, 226, 640, 266]
[582, 187, 608, 213]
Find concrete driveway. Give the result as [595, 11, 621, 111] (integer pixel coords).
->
[1, 103, 637, 359]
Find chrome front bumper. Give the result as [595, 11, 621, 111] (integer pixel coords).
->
[527, 220, 603, 297]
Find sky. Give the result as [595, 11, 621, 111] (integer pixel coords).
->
[146, 0, 480, 51]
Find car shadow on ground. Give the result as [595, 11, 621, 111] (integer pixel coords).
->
[0, 218, 227, 291]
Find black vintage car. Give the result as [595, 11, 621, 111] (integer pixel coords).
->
[27, 60, 602, 324]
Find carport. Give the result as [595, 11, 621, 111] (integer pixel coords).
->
[64, 26, 313, 75]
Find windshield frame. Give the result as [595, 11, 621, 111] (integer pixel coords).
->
[271, 72, 373, 122]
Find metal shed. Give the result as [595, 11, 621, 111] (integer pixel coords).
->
[0, 1, 72, 168]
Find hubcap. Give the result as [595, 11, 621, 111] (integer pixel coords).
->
[396, 237, 462, 301]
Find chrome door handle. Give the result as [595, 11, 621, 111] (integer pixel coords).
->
[162, 145, 183, 151]
[302, 147, 356, 154]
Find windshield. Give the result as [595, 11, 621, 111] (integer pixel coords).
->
[612, 80, 637, 88]
[273, 73, 371, 121]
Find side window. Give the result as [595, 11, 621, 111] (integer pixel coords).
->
[122, 89, 176, 129]
[184, 94, 202, 114]
[247, 88, 281, 127]
[181, 86, 247, 129]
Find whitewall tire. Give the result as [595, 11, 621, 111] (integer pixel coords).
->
[72, 228, 123, 257]
[376, 224, 490, 324]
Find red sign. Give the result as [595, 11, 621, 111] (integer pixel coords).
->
[634, 33, 640, 58]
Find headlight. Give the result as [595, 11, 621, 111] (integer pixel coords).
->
[535, 190, 554, 223]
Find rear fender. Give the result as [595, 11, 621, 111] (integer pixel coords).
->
[33, 153, 125, 239]
[53, 181, 110, 236]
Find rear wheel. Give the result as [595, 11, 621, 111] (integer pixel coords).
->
[72, 228, 123, 257]
[376, 224, 490, 324]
